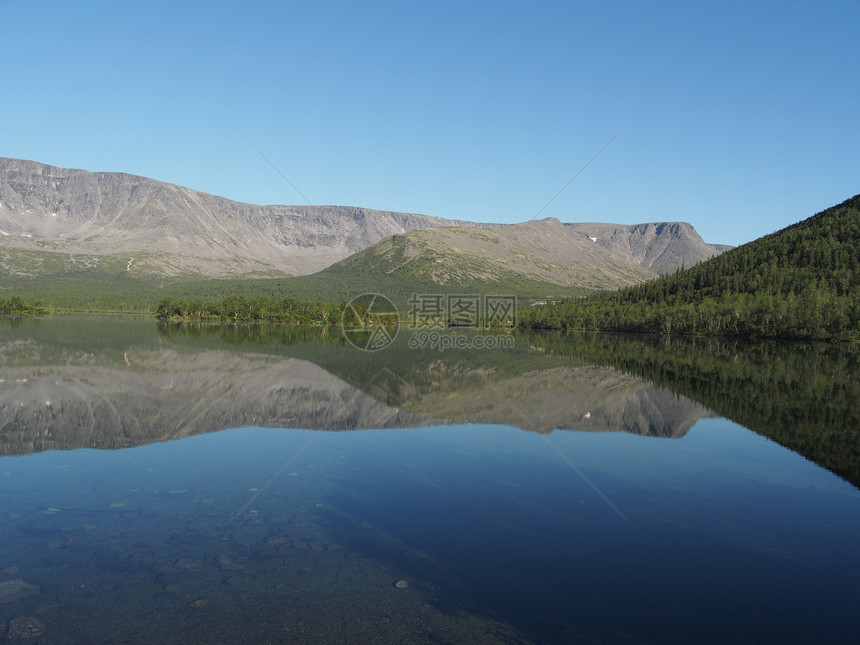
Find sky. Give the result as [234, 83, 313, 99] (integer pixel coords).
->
[2, 1, 858, 246]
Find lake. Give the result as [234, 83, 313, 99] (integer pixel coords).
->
[1, 318, 858, 643]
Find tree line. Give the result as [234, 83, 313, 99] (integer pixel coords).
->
[0, 295, 50, 316]
[155, 295, 346, 325]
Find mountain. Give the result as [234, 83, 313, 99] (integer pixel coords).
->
[318, 219, 658, 295]
[520, 194, 860, 340]
[565, 221, 730, 274]
[0, 158, 729, 309]
[0, 157, 473, 277]
[0, 158, 720, 288]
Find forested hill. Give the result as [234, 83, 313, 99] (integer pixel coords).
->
[519, 194, 860, 340]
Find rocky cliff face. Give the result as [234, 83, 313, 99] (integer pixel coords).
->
[565, 221, 728, 274]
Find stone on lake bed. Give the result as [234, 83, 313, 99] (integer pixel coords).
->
[172, 558, 200, 570]
[8, 615, 48, 639]
[394, 580, 409, 589]
[0, 579, 39, 604]
[216, 555, 243, 571]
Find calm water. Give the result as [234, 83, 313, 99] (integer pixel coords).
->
[1, 318, 858, 643]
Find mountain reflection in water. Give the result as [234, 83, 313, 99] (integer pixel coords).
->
[0, 319, 711, 456]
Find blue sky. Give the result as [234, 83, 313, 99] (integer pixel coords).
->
[2, 1, 857, 246]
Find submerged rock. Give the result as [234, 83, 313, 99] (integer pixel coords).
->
[216, 555, 243, 571]
[0, 579, 39, 604]
[8, 615, 48, 639]
[172, 557, 200, 570]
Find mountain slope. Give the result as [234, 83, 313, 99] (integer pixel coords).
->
[319, 218, 658, 295]
[0, 157, 473, 277]
[520, 194, 860, 339]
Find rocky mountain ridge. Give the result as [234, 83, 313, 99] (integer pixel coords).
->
[0, 157, 728, 281]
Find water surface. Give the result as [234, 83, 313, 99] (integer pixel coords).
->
[1, 318, 858, 643]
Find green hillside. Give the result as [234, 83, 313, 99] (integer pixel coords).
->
[519, 195, 860, 340]
[312, 243, 590, 307]
[0, 257, 578, 315]
[316, 221, 655, 298]
[0, 238, 588, 314]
